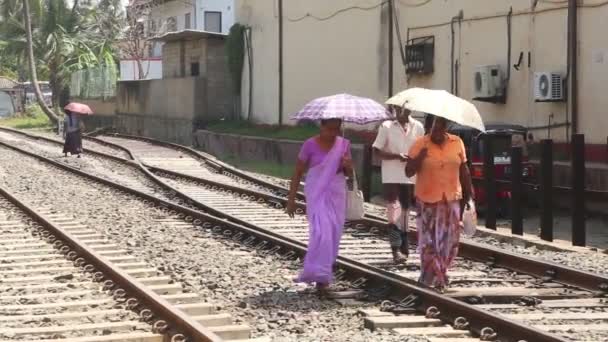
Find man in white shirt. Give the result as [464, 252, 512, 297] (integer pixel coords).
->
[372, 105, 425, 263]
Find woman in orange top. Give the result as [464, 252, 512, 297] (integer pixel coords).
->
[406, 117, 473, 291]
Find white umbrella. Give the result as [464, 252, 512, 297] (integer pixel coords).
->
[386, 88, 485, 132]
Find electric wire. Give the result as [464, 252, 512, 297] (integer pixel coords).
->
[286, 0, 433, 23]
[287, 2, 388, 22]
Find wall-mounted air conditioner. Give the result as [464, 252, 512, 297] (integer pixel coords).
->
[533, 72, 565, 102]
[473, 65, 505, 102]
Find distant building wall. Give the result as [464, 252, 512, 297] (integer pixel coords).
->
[120, 59, 163, 80]
[149, 0, 193, 32]
[115, 76, 231, 144]
[197, 0, 235, 33]
[160, 33, 234, 122]
[236, 0, 608, 146]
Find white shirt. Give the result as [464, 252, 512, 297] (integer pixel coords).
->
[372, 118, 425, 184]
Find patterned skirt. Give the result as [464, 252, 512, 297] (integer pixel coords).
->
[416, 199, 461, 288]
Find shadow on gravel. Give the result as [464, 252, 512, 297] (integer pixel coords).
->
[243, 288, 340, 313]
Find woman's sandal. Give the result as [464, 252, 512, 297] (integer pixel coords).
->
[316, 283, 330, 297]
[392, 251, 408, 264]
[434, 285, 448, 294]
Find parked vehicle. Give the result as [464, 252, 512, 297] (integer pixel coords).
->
[449, 123, 535, 216]
[22, 81, 52, 106]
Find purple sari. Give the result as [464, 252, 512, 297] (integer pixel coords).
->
[297, 137, 347, 285]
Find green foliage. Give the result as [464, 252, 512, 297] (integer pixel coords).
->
[226, 23, 247, 95]
[0, 0, 123, 96]
[0, 104, 51, 129]
[221, 155, 296, 180]
[206, 120, 319, 141]
[0, 54, 19, 79]
[205, 120, 369, 144]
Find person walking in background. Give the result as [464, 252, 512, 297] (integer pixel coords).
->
[286, 119, 353, 295]
[406, 117, 473, 292]
[62, 109, 83, 158]
[373, 105, 424, 263]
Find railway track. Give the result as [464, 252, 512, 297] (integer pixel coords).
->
[0, 185, 255, 341]
[1, 127, 607, 341]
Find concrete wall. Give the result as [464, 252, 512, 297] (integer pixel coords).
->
[193, 129, 366, 176]
[236, 0, 608, 144]
[116, 78, 203, 145]
[206, 38, 234, 121]
[116, 68, 233, 145]
[120, 59, 163, 80]
[238, 0, 279, 122]
[161, 37, 234, 122]
[69, 97, 116, 131]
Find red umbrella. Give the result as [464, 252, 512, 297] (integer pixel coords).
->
[64, 102, 93, 115]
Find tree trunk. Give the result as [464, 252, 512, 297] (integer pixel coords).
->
[22, 0, 60, 125]
[136, 58, 144, 80]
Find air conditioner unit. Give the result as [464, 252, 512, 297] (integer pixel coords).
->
[473, 65, 505, 100]
[534, 72, 565, 102]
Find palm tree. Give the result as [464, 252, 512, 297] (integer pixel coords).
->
[23, 0, 59, 124]
[1, 0, 122, 125]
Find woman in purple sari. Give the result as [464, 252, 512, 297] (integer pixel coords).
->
[286, 119, 353, 294]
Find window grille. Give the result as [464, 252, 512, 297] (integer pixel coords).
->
[405, 36, 434, 74]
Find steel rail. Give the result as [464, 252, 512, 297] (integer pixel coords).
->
[0, 182, 223, 342]
[3, 127, 608, 294]
[89, 132, 300, 198]
[82, 131, 608, 295]
[148, 164, 608, 294]
[0, 132, 569, 342]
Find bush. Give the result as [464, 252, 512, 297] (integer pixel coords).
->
[0, 104, 52, 129]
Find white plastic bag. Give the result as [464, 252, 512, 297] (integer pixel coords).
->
[346, 170, 365, 221]
[462, 200, 477, 237]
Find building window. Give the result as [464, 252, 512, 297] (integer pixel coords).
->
[185, 13, 191, 29]
[191, 62, 200, 76]
[147, 19, 157, 37]
[405, 36, 435, 74]
[166, 16, 177, 32]
[204, 11, 222, 33]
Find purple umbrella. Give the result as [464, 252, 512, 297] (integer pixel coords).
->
[291, 93, 391, 125]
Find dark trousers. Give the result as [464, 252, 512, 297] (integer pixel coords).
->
[384, 184, 413, 255]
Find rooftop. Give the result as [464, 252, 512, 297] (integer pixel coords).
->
[0, 77, 19, 89]
[149, 29, 227, 43]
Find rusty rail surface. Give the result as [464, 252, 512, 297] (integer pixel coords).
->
[0, 127, 576, 342]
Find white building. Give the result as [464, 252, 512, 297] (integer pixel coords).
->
[120, 0, 234, 80]
[148, 0, 234, 57]
[198, 0, 235, 34]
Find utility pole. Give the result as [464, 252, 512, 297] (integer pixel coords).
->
[388, 0, 394, 97]
[567, 0, 578, 134]
[278, 0, 284, 126]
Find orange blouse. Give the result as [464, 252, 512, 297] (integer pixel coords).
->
[408, 134, 466, 203]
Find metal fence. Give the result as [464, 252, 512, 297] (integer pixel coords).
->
[70, 65, 117, 99]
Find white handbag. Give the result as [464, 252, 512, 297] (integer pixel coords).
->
[346, 170, 365, 221]
[462, 199, 477, 237]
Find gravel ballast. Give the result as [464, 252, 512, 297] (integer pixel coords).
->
[0, 145, 429, 341]
[222, 164, 608, 277]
